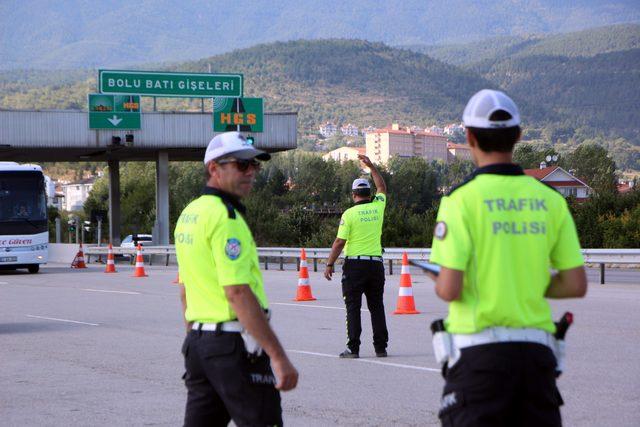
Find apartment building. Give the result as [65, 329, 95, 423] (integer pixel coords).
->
[365, 123, 448, 165]
[323, 146, 366, 163]
[447, 142, 473, 162]
[61, 178, 95, 212]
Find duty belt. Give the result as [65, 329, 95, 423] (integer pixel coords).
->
[449, 327, 556, 367]
[345, 255, 383, 262]
[192, 321, 243, 333]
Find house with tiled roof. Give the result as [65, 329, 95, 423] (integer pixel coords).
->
[323, 146, 366, 163]
[523, 165, 592, 201]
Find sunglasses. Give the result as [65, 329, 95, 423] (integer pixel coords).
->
[217, 158, 262, 172]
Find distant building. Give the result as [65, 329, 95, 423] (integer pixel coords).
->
[524, 165, 592, 201]
[340, 123, 359, 137]
[617, 179, 636, 194]
[365, 123, 448, 165]
[444, 123, 465, 136]
[61, 178, 95, 211]
[44, 176, 64, 210]
[447, 142, 472, 162]
[427, 125, 444, 136]
[319, 122, 337, 138]
[323, 146, 366, 163]
[361, 126, 376, 137]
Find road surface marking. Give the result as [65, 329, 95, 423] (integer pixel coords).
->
[287, 349, 440, 372]
[271, 302, 369, 312]
[26, 314, 99, 326]
[82, 288, 140, 295]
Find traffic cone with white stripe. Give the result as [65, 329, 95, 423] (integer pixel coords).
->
[71, 243, 87, 269]
[393, 252, 420, 314]
[294, 248, 316, 301]
[132, 244, 148, 277]
[104, 243, 116, 273]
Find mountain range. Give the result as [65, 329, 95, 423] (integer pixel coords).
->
[1, 23, 638, 169]
[1, 0, 639, 69]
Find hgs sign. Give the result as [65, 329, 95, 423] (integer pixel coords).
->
[213, 97, 263, 132]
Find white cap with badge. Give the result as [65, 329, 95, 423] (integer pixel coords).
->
[462, 89, 521, 129]
[203, 131, 270, 164]
[352, 178, 371, 190]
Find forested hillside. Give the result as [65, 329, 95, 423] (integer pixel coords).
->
[1, 32, 639, 170]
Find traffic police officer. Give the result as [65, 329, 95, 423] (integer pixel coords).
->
[175, 132, 298, 426]
[324, 154, 389, 359]
[429, 90, 587, 426]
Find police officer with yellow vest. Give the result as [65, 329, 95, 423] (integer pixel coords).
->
[324, 154, 389, 359]
[175, 132, 298, 426]
[429, 90, 587, 426]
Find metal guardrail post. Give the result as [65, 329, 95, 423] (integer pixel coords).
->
[389, 259, 393, 275]
[313, 254, 318, 272]
[296, 257, 300, 271]
[600, 263, 605, 285]
[166, 252, 169, 266]
[280, 253, 284, 271]
[265, 256, 269, 270]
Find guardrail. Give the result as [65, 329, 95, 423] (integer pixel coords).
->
[82, 245, 639, 284]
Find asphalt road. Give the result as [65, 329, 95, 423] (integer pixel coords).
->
[1, 263, 639, 426]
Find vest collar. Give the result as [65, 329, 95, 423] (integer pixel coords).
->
[473, 163, 524, 177]
[202, 186, 246, 215]
[354, 198, 372, 206]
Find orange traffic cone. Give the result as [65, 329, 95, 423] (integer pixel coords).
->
[294, 248, 316, 301]
[132, 244, 148, 277]
[71, 243, 87, 269]
[393, 252, 420, 314]
[104, 243, 117, 273]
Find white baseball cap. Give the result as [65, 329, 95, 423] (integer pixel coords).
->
[462, 89, 521, 129]
[203, 132, 270, 164]
[352, 178, 371, 190]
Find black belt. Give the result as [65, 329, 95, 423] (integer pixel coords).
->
[345, 255, 383, 262]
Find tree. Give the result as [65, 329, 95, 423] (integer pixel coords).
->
[560, 144, 617, 195]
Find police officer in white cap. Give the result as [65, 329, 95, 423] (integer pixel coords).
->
[324, 154, 389, 359]
[175, 132, 298, 426]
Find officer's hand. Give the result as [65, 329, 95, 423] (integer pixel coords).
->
[271, 355, 299, 391]
[426, 272, 438, 282]
[324, 265, 334, 281]
[357, 154, 373, 168]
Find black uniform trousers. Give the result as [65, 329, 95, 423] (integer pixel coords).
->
[181, 330, 282, 427]
[439, 342, 563, 427]
[341, 258, 388, 353]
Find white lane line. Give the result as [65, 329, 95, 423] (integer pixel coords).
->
[26, 314, 100, 326]
[0, 281, 9, 285]
[271, 302, 369, 312]
[81, 288, 140, 295]
[287, 349, 440, 373]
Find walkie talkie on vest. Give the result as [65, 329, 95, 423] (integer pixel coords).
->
[553, 312, 573, 377]
[554, 312, 573, 340]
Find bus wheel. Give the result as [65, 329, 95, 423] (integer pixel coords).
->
[27, 264, 40, 274]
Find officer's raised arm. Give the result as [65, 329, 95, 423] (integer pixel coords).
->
[358, 154, 386, 194]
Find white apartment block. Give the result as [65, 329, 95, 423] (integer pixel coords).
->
[319, 122, 337, 138]
[340, 123, 359, 137]
[61, 178, 95, 212]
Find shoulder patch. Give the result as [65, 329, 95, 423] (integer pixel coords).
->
[434, 221, 447, 240]
[225, 238, 241, 260]
[339, 218, 345, 226]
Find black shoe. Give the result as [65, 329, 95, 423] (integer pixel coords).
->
[339, 349, 359, 359]
[375, 351, 387, 358]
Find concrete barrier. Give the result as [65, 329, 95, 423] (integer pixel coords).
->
[48, 243, 82, 264]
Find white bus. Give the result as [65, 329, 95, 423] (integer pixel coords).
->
[0, 162, 48, 273]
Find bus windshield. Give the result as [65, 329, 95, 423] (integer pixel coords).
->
[0, 172, 47, 223]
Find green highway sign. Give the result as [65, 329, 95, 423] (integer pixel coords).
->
[88, 94, 141, 129]
[213, 97, 263, 132]
[99, 70, 243, 98]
